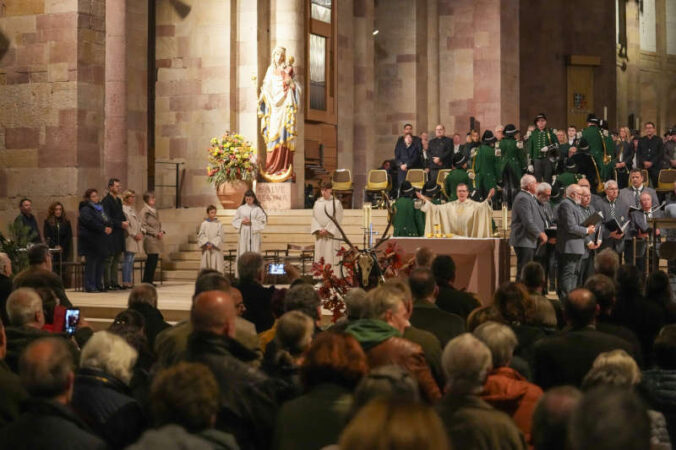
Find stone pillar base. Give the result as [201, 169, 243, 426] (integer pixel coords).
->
[257, 182, 295, 210]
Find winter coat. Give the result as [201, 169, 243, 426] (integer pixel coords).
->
[140, 203, 163, 255]
[641, 369, 676, 444]
[129, 301, 171, 348]
[102, 193, 126, 255]
[71, 367, 146, 449]
[0, 398, 107, 450]
[480, 366, 543, 445]
[346, 319, 441, 402]
[128, 424, 240, 450]
[123, 204, 142, 254]
[77, 201, 110, 258]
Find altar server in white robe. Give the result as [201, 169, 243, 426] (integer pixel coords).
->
[198, 205, 224, 272]
[311, 181, 344, 270]
[233, 190, 267, 258]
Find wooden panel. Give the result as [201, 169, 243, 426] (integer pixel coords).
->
[567, 55, 601, 66]
[567, 65, 595, 130]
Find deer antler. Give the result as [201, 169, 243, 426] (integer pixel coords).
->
[373, 194, 394, 250]
[324, 197, 357, 252]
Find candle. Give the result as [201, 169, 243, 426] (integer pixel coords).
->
[502, 204, 508, 233]
[362, 204, 371, 229]
[603, 106, 607, 121]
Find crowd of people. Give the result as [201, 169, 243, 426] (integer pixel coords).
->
[387, 116, 676, 208]
[0, 242, 674, 449]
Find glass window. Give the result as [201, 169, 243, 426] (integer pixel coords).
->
[311, 0, 331, 24]
[640, 0, 657, 52]
[309, 34, 326, 110]
[667, 0, 676, 54]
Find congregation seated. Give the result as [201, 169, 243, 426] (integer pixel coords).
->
[4, 288, 53, 372]
[431, 255, 480, 319]
[127, 283, 170, 348]
[0, 337, 107, 449]
[532, 386, 582, 450]
[12, 244, 72, 309]
[0, 317, 28, 429]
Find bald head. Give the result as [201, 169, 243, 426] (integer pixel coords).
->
[191, 290, 236, 337]
[565, 288, 598, 328]
[577, 178, 590, 190]
[6, 288, 44, 328]
[533, 386, 582, 450]
[20, 337, 74, 401]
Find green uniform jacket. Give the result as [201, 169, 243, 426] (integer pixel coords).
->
[601, 134, 617, 180]
[527, 128, 558, 161]
[582, 125, 604, 169]
[445, 168, 471, 201]
[393, 197, 424, 237]
[473, 144, 498, 192]
[496, 137, 526, 182]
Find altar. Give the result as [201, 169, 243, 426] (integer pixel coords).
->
[391, 237, 510, 305]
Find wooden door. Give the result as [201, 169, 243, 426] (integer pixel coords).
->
[567, 65, 595, 130]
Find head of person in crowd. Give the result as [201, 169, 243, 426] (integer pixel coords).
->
[80, 331, 138, 386]
[403, 133, 413, 147]
[150, 361, 220, 433]
[273, 310, 315, 366]
[646, 270, 672, 309]
[534, 113, 547, 130]
[639, 192, 652, 211]
[142, 190, 156, 208]
[432, 254, 457, 288]
[469, 129, 479, 143]
[19, 337, 75, 402]
[579, 187, 592, 208]
[283, 283, 321, 324]
[122, 190, 136, 207]
[653, 325, 676, 370]
[629, 168, 644, 189]
[473, 321, 518, 369]
[350, 365, 420, 418]
[399, 181, 416, 199]
[594, 248, 619, 279]
[6, 288, 44, 328]
[453, 133, 461, 146]
[414, 247, 436, 269]
[532, 386, 582, 450]
[365, 283, 410, 334]
[452, 152, 468, 169]
[442, 333, 492, 396]
[27, 244, 52, 271]
[84, 188, 99, 204]
[421, 132, 429, 149]
[408, 267, 438, 303]
[494, 124, 504, 141]
[645, 121, 656, 138]
[522, 261, 545, 294]
[107, 178, 121, 197]
[191, 290, 236, 338]
[108, 309, 148, 356]
[556, 129, 566, 145]
[536, 182, 552, 204]
[300, 331, 368, 391]
[566, 184, 581, 205]
[493, 282, 535, 326]
[520, 174, 537, 194]
[567, 125, 577, 141]
[18, 198, 33, 217]
[584, 274, 616, 318]
[128, 283, 158, 309]
[615, 264, 644, 299]
[581, 349, 640, 391]
[339, 398, 449, 450]
[193, 270, 230, 301]
[230, 287, 246, 316]
[568, 387, 651, 450]
[402, 123, 413, 136]
[343, 288, 369, 321]
[434, 124, 445, 138]
[0, 252, 12, 278]
[604, 180, 619, 202]
[466, 305, 503, 332]
[564, 288, 598, 329]
[237, 252, 264, 283]
[46, 201, 67, 226]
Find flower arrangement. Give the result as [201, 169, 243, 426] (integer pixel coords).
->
[206, 132, 258, 185]
[312, 257, 353, 323]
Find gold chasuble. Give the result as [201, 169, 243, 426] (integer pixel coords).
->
[420, 199, 493, 238]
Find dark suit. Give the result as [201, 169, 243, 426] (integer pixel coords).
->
[533, 326, 636, 389]
[615, 141, 633, 188]
[597, 196, 630, 255]
[638, 135, 664, 186]
[578, 204, 599, 286]
[394, 136, 421, 189]
[428, 136, 453, 182]
[619, 185, 659, 210]
[510, 191, 547, 281]
[235, 279, 276, 333]
[410, 300, 465, 348]
[556, 197, 589, 297]
[436, 285, 481, 320]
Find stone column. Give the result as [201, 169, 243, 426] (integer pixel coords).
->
[337, 0, 355, 178]
[353, 0, 375, 205]
[427, 0, 440, 128]
[236, 0, 259, 148]
[273, 0, 305, 207]
[105, 0, 128, 185]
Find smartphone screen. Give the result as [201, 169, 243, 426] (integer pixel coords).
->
[63, 308, 80, 336]
[268, 263, 286, 275]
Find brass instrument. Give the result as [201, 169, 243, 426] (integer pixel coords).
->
[590, 156, 605, 193]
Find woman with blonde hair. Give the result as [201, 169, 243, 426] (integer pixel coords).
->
[339, 398, 450, 450]
[616, 126, 633, 188]
[122, 190, 142, 288]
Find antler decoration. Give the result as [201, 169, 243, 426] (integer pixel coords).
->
[325, 196, 357, 252]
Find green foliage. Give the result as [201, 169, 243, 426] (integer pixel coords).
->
[0, 220, 35, 272]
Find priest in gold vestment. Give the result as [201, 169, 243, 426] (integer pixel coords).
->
[417, 183, 495, 238]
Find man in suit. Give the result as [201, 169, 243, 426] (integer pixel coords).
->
[428, 124, 453, 183]
[638, 121, 664, 187]
[432, 255, 480, 320]
[534, 183, 558, 291]
[577, 187, 601, 286]
[394, 130, 421, 192]
[510, 174, 547, 281]
[596, 180, 629, 256]
[626, 191, 663, 274]
[556, 185, 596, 298]
[619, 168, 659, 209]
[533, 288, 635, 389]
[408, 267, 465, 348]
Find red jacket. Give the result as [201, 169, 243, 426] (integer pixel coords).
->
[480, 366, 543, 446]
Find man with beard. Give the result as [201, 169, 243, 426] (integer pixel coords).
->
[597, 180, 629, 256]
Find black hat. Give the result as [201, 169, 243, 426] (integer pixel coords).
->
[565, 159, 577, 170]
[669, 127, 676, 136]
[534, 113, 547, 124]
[423, 181, 440, 197]
[600, 119, 609, 130]
[578, 138, 590, 151]
[586, 113, 600, 125]
[400, 181, 414, 194]
[482, 130, 497, 144]
[453, 152, 467, 167]
[504, 124, 518, 136]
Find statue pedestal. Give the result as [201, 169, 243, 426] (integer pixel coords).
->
[257, 182, 296, 210]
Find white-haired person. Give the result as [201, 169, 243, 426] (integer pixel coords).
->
[436, 333, 527, 449]
[70, 331, 146, 448]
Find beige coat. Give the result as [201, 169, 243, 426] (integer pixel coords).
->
[123, 204, 142, 253]
[141, 204, 163, 254]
